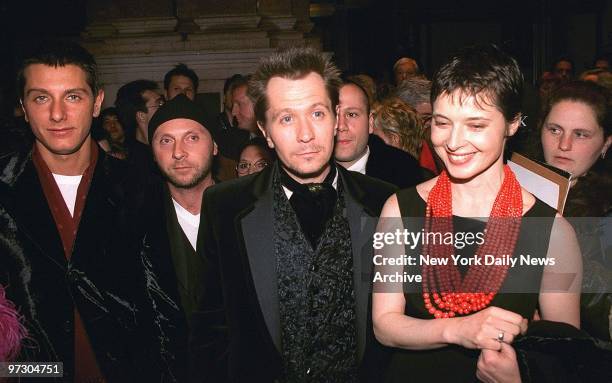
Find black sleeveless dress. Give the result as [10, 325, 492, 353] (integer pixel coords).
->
[384, 187, 557, 383]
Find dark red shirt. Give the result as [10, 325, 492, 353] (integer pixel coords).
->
[32, 141, 105, 382]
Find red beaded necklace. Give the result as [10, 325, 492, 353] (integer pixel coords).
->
[422, 165, 523, 318]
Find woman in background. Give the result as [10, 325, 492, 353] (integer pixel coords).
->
[100, 107, 128, 159]
[236, 137, 275, 177]
[371, 97, 425, 159]
[540, 80, 612, 340]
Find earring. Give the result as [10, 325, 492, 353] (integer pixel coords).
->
[602, 151, 607, 160]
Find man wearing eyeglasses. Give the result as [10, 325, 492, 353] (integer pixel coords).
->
[236, 137, 274, 177]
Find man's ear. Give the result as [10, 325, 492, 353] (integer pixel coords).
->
[334, 104, 340, 137]
[212, 141, 219, 156]
[258, 121, 274, 149]
[93, 90, 105, 117]
[602, 135, 612, 158]
[368, 111, 374, 134]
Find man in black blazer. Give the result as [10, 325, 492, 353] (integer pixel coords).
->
[194, 47, 396, 382]
[335, 80, 429, 188]
[0, 40, 178, 381]
[130, 94, 223, 380]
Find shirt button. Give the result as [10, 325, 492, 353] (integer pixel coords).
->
[306, 368, 311, 375]
[64, 320, 72, 333]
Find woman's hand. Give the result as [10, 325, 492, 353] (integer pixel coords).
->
[445, 306, 527, 351]
[476, 342, 522, 383]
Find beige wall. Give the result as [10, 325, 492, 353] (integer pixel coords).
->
[82, 0, 320, 108]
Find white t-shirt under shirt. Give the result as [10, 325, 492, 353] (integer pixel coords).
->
[172, 198, 200, 251]
[52, 173, 83, 217]
[52, 173, 201, 250]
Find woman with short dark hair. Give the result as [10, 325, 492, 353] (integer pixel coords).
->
[373, 45, 582, 382]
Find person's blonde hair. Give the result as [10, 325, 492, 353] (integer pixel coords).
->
[372, 97, 424, 158]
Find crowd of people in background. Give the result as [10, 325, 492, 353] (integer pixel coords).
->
[3, 46, 611, 187]
[0, 39, 610, 382]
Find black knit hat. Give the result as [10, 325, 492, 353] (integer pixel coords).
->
[148, 94, 217, 143]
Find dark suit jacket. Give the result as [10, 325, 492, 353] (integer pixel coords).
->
[0, 146, 177, 381]
[213, 112, 251, 161]
[136, 177, 212, 380]
[193, 164, 396, 382]
[366, 134, 430, 188]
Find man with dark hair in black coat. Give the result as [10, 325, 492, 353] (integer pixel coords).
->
[193, 47, 396, 382]
[1, 40, 182, 382]
[335, 80, 430, 188]
[115, 79, 164, 175]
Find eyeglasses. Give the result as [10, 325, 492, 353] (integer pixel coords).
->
[146, 98, 165, 110]
[236, 160, 269, 174]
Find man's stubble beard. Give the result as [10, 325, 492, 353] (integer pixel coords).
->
[163, 162, 213, 189]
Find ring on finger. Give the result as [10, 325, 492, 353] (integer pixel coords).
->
[497, 331, 505, 342]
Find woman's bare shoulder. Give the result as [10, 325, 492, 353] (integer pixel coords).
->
[520, 187, 536, 215]
[415, 176, 438, 203]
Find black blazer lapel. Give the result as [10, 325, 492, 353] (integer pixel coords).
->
[338, 167, 375, 362]
[163, 186, 193, 296]
[71, 154, 121, 265]
[237, 166, 281, 352]
[4, 157, 66, 270]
